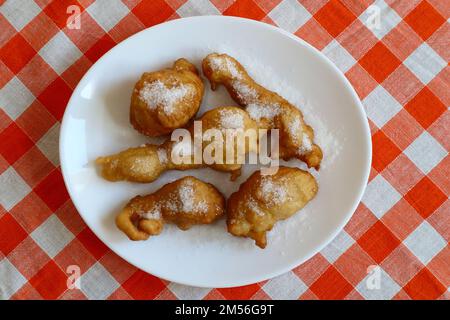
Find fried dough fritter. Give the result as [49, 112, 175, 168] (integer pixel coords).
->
[96, 106, 258, 182]
[116, 176, 225, 240]
[130, 58, 204, 136]
[202, 53, 323, 169]
[227, 166, 318, 248]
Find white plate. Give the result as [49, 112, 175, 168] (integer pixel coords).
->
[60, 16, 371, 288]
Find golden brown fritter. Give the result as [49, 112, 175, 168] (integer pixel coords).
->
[116, 176, 225, 240]
[96, 144, 168, 183]
[202, 53, 323, 169]
[96, 106, 258, 182]
[130, 58, 204, 136]
[227, 166, 318, 248]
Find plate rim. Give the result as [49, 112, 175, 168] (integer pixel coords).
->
[60, 15, 372, 288]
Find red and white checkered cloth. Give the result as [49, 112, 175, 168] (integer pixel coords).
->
[0, 0, 448, 300]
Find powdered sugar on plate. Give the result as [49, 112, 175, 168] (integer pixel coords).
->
[157, 147, 168, 165]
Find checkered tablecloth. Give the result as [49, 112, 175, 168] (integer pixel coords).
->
[0, 0, 448, 300]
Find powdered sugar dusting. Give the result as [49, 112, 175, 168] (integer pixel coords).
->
[196, 201, 209, 213]
[259, 176, 288, 205]
[166, 179, 209, 214]
[205, 45, 342, 170]
[247, 197, 265, 216]
[219, 109, 244, 129]
[209, 55, 242, 79]
[124, 45, 344, 253]
[139, 80, 192, 114]
[298, 132, 313, 155]
[173, 139, 192, 157]
[178, 179, 195, 212]
[130, 157, 153, 172]
[299, 108, 341, 168]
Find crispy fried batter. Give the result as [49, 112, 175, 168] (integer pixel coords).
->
[202, 53, 323, 169]
[116, 176, 225, 240]
[96, 106, 258, 182]
[227, 166, 318, 248]
[130, 58, 204, 136]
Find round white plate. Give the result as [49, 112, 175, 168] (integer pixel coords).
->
[60, 16, 371, 288]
